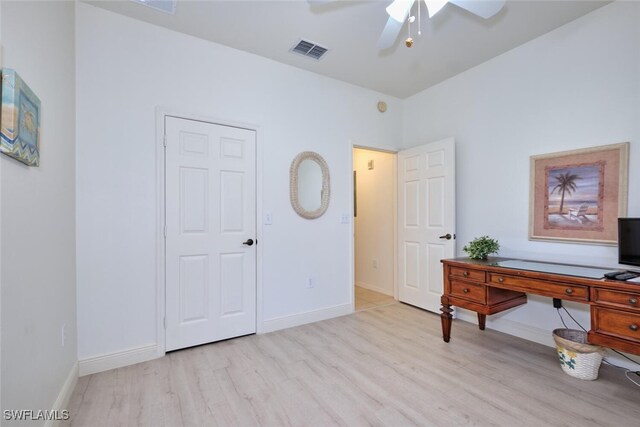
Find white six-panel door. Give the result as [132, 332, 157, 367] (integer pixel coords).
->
[398, 138, 455, 313]
[165, 116, 256, 351]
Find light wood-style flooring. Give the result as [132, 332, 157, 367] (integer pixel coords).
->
[65, 303, 640, 426]
[355, 286, 395, 311]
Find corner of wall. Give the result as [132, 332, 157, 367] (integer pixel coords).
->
[44, 363, 78, 427]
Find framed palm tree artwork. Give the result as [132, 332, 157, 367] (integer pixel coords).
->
[529, 142, 629, 245]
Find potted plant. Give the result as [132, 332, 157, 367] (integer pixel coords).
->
[462, 236, 500, 260]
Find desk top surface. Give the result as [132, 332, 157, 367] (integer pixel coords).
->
[443, 257, 614, 280]
[492, 259, 612, 279]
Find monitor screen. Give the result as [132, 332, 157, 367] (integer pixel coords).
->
[619, 218, 640, 267]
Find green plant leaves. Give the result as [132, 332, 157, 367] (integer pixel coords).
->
[462, 236, 500, 260]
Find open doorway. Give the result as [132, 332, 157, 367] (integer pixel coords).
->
[353, 147, 397, 311]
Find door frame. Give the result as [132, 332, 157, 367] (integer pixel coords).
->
[349, 143, 399, 311]
[155, 107, 263, 357]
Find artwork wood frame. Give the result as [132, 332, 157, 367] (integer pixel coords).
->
[0, 69, 41, 167]
[529, 142, 629, 245]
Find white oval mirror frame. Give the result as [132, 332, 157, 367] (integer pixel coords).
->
[290, 151, 330, 219]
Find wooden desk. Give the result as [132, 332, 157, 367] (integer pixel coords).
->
[441, 258, 640, 356]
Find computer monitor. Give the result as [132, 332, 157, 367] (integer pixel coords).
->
[618, 218, 640, 267]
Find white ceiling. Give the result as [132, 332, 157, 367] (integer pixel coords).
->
[87, 0, 609, 99]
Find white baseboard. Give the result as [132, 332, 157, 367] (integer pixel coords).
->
[355, 281, 393, 296]
[456, 310, 555, 348]
[45, 362, 78, 427]
[261, 303, 353, 334]
[79, 344, 159, 376]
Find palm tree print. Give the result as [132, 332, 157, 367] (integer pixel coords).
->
[551, 172, 581, 214]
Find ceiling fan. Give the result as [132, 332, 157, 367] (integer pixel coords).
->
[311, 0, 506, 49]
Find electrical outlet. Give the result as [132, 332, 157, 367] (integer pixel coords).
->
[372, 259, 378, 269]
[340, 213, 350, 224]
[264, 212, 273, 225]
[61, 324, 67, 347]
[307, 277, 314, 288]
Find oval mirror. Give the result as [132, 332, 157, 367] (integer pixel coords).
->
[290, 151, 330, 219]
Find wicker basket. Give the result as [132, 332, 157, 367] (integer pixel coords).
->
[552, 329, 604, 381]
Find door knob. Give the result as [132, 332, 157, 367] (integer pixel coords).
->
[439, 233, 452, 240]
[242, 239, 254, 246]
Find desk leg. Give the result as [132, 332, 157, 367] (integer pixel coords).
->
[477, 313, 486, 331]
[440, 296, 453, 343]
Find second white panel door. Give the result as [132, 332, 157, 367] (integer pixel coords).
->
[397, 138, 456, 313]
[165, 116, 257, 352]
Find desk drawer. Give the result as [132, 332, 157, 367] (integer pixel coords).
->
[487, 273, 589, 302]
[593, 288, 640, 312]
[593, 307, 640, 343]
[450, 280, 486, 304]
[450, 266, 485, 282]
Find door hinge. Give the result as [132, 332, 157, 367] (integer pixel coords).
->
[163, 317, 166, 329]
[163, 134, 167, 147]
[163, 225, 167, 238]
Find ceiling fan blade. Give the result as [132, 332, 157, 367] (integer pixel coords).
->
[385, 0, 416, 22]
[424, 1, 449, 18]
[378, 0, 415, 49]
[448, 0, 505, 19]
[378, 16, 405, 49]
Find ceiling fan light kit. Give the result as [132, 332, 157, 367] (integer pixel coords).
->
[377, 0, 506, 49]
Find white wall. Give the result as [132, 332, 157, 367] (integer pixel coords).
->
[1, 0, 77, 421]
[354, 148, 395, 296]
[76, 3, 401, 363]
[403, 1, 640, 349]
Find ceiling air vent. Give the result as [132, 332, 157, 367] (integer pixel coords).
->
[291, 40, 328, 61]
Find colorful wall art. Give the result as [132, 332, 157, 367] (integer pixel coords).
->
[529, 143, 629, 245]
[1, 69, 41, 166]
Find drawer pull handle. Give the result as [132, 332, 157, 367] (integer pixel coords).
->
[463, 271, 469, 277]
[497, 277, 504, 283]
[630, 298, 638, 305]
[463, 288, 470, 294]
[565, 288, 574, 295]
[630, 324, 639, 332]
